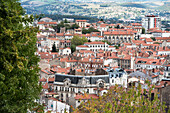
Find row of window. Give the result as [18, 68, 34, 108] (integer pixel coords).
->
[89, 45, 109, 48]
[56, 86, 90, 93]
[105, 37, 132, 40]
[90, 49, 114, 52]
[56, 86, 75, 92]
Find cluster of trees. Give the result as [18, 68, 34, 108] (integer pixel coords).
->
[0, 0, 41, 112]
[51, 43, 59, 52]
[142, 27, 145, 34]
[82, 27, 100, 34]
[74, 82, 166, 113]
[71, 36, 88, 52]
[53, 21, 79, 33]
[151, 37, 156, 41]
[40, 14, 99, 23]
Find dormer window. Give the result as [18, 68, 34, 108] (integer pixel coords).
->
[137, 61, 142, 63]
[152, 62, 156, 64]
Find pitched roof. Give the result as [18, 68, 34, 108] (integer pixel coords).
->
[84, 41, 105, 45]
[42, 83, 48, 89]
[145, 38, 153, 42]
[155, 37, 170, 40]
[37, 21, 57, 25]
[48, 77, 55, 82]
[131, 23, 142, 26]
[104, 31, 133, 35]
[76, 20, 87, 22]
[39, 78, 46, 82]
[77, 45, 89, 48]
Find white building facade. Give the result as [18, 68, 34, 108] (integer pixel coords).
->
[142, 15, 161, 32]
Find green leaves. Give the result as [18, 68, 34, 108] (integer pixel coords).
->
[75, 82, 166, 113]
[71, 35, 88, 52]
[0, 0, 41, 112]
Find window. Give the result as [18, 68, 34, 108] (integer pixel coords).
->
[99, 83, 104, 88]
[112, 79, 114, 83]
[78, 89, 81, 93]
[87, 89, 89, 93]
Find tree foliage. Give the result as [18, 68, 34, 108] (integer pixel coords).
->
[142, 27, 145, 34]
[102, 40, 111, 45]
[74, 82, 166, 113]
[115, 24, 120, 29]
[82, 27, 100, 34]
[151, 37, 156, 41]
[52, 43, 57, 52]
[0, 0, 41, 112]
[71, 36, 88, 52]
[53, 22, 79, 33]
[38, 14, 99, 23]
[70, 23, 79, 29]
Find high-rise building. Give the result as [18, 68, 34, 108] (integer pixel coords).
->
[142, 15, 161, 32]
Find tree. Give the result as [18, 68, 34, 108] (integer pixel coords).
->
[102, 40, 111, 45]
[71, 44, 76, 53]
[151, 37, 156, 41]
[71, 23, 79, 29]
[142, 27, 145, 34]
[71, 36, 88, 52]
[82, 27, 99, 34]
[52, 43, 57, 52]
[115, 24, 120, 29]
[74, 82, 166, 113]
[54, 21, 65, 33]
[100, 19, 104, 21]
[64, 18, 69, 23]
[71, 35, 87, 46]
[0, 0, 41, 112]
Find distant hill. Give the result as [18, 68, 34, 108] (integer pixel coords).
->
[156, 2, 170, 10]
[120, 3, 147, 8]
[21, 0, 170, 20]
[21, 0, 169, 2]
[39, 14, 99, 22]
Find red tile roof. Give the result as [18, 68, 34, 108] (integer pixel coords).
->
[155, 37, 170, 40]
[145, 38, 153, 42]
[42, 83, 48, 89]
[135, 58, 166, 65]
[155, 81, 170, 88]
[60, 40, 71, 43]
[37, 21, 57, 25]
[76, 20, 87, 22]
[84, 41, 105, 45]
[39, 78, 46, 82]
[104, 31, 133, 35]
[131, 23, 142, 26]
[48, 77, 55, 82]
[77, 45, 89, 48]
[46, 92, 57, 95]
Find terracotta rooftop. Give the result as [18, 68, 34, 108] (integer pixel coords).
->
[84, 41, 105, 45]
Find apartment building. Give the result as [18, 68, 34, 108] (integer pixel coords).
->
[142, 15, 161, 32]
